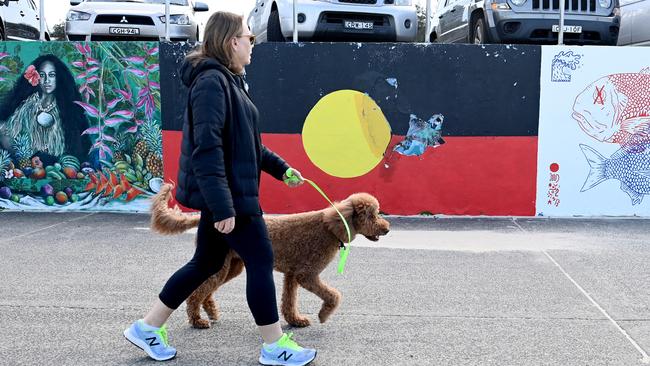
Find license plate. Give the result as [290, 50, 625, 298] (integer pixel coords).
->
[344, 21, 373, 30]
[552, 25, 582, 33]
[109, 27, 140, 35]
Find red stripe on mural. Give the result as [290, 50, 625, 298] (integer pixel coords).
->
[163, 131, 538, 216]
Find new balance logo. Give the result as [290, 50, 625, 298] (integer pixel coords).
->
[146, 336, 160, 347]
[278, 351, 293, 361]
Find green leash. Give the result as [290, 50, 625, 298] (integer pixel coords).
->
[285, 169, 351, 274]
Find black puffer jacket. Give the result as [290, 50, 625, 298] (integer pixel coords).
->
[175, 58, 289, 223]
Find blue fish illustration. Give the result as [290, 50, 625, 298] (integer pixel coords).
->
[393, 114, 445, 156]
[580, 144, 650, 205]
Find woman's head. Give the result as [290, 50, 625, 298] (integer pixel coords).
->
[38, 61, 57, 96]
[186, 12, 254, 74]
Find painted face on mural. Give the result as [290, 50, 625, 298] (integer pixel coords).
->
[38, 61, 57, 95]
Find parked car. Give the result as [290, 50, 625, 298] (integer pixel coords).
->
[618, 0, 650, 45]
[248, 0, 418, 43]
[0, 0, 47, 40]
[430, 0, 620, 45]
[65, 0, 208, 42]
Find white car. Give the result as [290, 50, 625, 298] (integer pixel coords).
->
[65, 0, 208, 42]
[248, 0, 417, 43]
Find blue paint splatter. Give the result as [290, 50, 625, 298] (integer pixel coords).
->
[393, 114, 445, 156]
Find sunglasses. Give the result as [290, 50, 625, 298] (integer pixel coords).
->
[237, 34, 256, 45]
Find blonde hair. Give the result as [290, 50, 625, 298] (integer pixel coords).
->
[186, 12, 244, 73]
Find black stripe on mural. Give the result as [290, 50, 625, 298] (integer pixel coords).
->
[160, 43, 541, 136]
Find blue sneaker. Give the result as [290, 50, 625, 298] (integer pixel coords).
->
[123, 319, 177, 361]
[259, 332, 317, 366]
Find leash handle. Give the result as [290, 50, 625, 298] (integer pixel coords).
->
[285, 169, 351, 274]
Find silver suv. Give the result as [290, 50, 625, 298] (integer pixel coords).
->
[431, 0, 620, 45]
[0, 0, 45, 40]
[65, 0, 208, 42]
[248, 0, 418, 42]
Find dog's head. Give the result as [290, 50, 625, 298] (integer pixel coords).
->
[324, 193, 390, 243]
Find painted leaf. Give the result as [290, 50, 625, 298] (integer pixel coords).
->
[74, 101, 100, 118]
[147, 64, 160, 72]
[137, 87, 149, 99]
[123, 56, 146, 64]
[99, 145, 114, 157]
[76, 72, 88, 80]
[136, 97, 147, 108]
[87, 57, 100, 65]
[126, 126, 138, 133]
[82, 126, 101, 135]
[84, 44, 91, 55]
[149, 81, 160, 90]
[110, 110, 134, 119]
[0, 52, 9, 60]
[114, 89, 131, 101]
[86, 76, 99, 84]
[104, 118, 128, 127]
[72, 61, 85, 68]
[75, 42, 86, 55]
[126, 68, 146, 77]
[86, 66, 100, 73]
[93, 141, 106, 149]
[102, 135, 118, 143]
[106, 98, 121, 109]
[147, 47, 159, 56]
[0, 78, 5, 82]
[0, 65, 10, 72]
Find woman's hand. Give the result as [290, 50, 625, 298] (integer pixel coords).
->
[214, 217, 235, 234]
[283, 168, 304, 188]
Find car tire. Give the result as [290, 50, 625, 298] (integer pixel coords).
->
[471, 17, 487, 44]
[0, 25, 5, 41]
[267, 9, 285, 42]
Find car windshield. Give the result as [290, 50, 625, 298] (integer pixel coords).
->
[86, 0, 188, 5]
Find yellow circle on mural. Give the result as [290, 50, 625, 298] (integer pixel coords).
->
[302, 90, 392, 178]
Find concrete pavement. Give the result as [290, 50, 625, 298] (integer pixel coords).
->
[0, 212, 649, 365]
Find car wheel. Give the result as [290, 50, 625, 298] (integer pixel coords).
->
[267, 9, 285, 42]
[0, 25, 5, 41]
[472, 17, 487, 44]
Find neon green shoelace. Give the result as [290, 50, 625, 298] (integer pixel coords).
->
[153, 324, 169, 347]
[277, 332, 302, 351]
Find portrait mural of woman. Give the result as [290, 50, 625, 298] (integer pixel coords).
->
[0, 54, 94, 168]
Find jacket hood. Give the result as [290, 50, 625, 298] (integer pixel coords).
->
[180, 58, 234, 87]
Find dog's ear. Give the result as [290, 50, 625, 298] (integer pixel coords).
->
[323, 198, 356, 243]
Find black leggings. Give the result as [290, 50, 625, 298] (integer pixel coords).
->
[158, 212, 279, 326]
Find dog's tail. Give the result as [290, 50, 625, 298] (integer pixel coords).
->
[150, 183, 201, 235]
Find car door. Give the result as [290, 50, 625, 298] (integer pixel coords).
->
[248, 0, 266, 41]
[22, 0, 40, 40]
[446, 0, 470, 43]
[2, 0, 23, 40]
[436, 0, 453, 42]
[629, 0, 650, 45]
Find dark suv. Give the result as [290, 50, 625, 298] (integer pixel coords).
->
[430, 0, 620, 45]
[0, 0, 44, 40]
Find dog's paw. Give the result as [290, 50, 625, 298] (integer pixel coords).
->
[318, 309, 333, 324]
[190, 318, 211, 329]
[286, 315, 311, 328]
[205, 310, 220, 321]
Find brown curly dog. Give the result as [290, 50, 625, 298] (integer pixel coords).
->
[150, 183, 390, 329]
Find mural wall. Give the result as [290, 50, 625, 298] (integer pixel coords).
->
[161, 42, 541, 216]
[0, 42, 163, 211]
[537, 46, 650, 216]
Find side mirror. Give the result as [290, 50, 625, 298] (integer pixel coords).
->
[70, 0, 82, 5]
[194, 2, 209, 12]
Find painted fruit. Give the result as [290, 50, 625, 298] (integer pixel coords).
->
[70, 194, 79, 203]
[54, 163, 62, 171]
[0, 186, 11, 199]
[55, 191, 68, 204]
[23, 167, 33, 177]
[76, 172, 85, 179]
[31, 168, 46, 179]
[44, 196, 55, 206]
[10, 194, 19, 203]
[40, 184, 54, 197]
[81, 162, 91, 169]
[63, 167, 78, 179]
[13, 169, 24, 178]
[64, 187, 74, 198]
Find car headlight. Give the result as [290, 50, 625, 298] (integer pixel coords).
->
[511, 0, 527, 5]
[67, 10, 91, 21]
[598, 0, 611, 7]
[159, 14, 190, 25]
[394, 0, 413, 5]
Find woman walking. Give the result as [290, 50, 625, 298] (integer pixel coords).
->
[124, 12, 317, 366]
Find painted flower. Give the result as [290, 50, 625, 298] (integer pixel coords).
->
[24, 65, 40, 86]
[3, 169, 13, 179]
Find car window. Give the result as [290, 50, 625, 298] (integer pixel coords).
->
[27, 0, 38, 11]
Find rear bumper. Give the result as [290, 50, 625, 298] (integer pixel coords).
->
[279, 2, 417, 41]
[487, 10, 620, 45]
